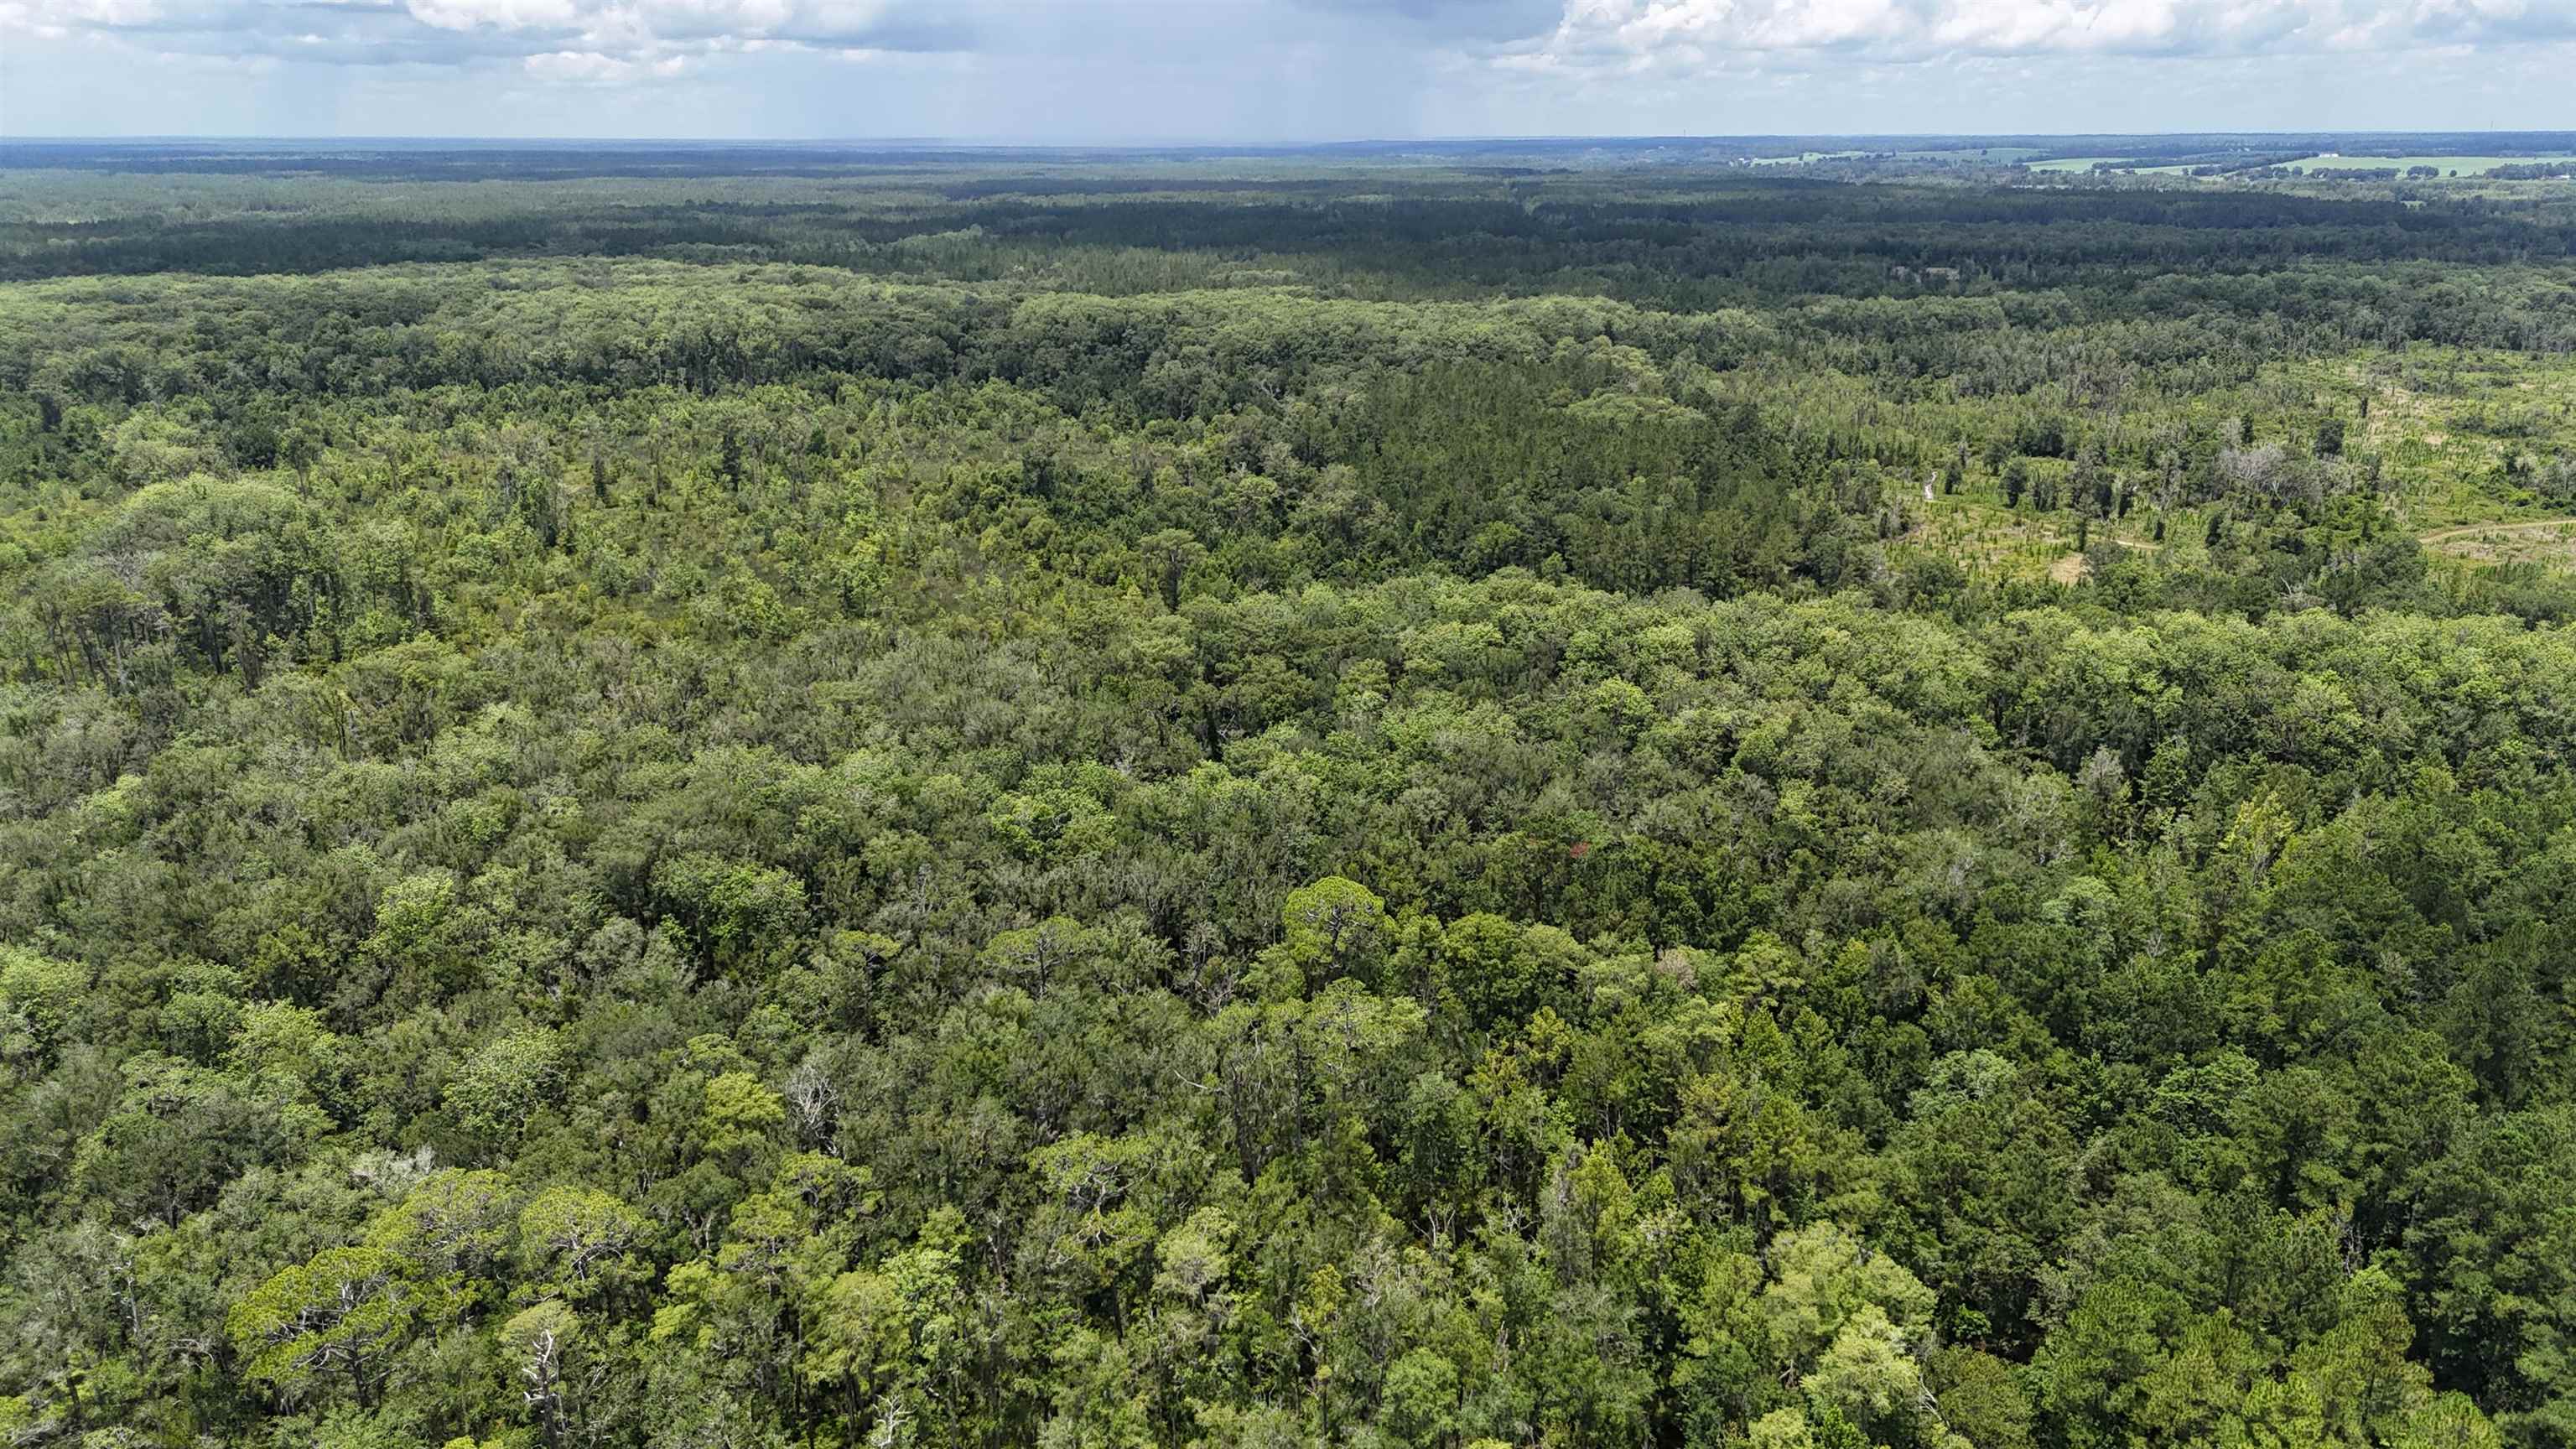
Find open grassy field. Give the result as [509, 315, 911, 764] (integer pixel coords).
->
[2418, 517, 2576, 566]
[2026, 153, 2575, 180]
[1747, 149, 1867, 164]
[2025, 157, 2210, 175]
[2282, 347, 2576, 527]
[2293, 153, 2576, 174]
[1896, 146, 2048, 163]
[1863, 342, 2576, 586]
[1884, 474, 2199, 584]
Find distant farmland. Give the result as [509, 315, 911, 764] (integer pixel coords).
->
[2291, 153, 2576, 174]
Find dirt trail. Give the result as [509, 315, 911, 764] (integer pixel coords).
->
[2419, 517, 2576, 545]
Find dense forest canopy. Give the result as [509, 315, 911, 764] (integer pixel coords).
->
[4, 138, 2576, 1449]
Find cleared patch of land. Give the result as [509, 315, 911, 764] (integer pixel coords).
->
[1747, 150, 1867, 165]
[1895, 483, 2192, 584]
[2293, 153, 2576, 175]
[2028, 156, 2264, 175]
[2420, 517, 2576, 566]
[1897, 146, 2048, 163]
[2269, 347, 2576, 533]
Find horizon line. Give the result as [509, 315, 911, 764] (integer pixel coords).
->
[8, 128, 2576, 148]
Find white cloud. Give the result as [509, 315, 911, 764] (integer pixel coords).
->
[408, 0, 582, 31]
[3, 0, 2573, 128]
[522, 46, 688, 80]
[2, 0, 959, 77]
[0, 0, 160, 35]
[1518, 0, 2576, 77]
[398, 0, 912, 45]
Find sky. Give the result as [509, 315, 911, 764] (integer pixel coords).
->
[2, 0, 2573, 143]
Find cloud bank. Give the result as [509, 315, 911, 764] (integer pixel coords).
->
[1, 0, 2570, 138]
[1531, 0, 2576, 70]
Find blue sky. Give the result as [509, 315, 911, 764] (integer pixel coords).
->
[3, 0, 2573, 141]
